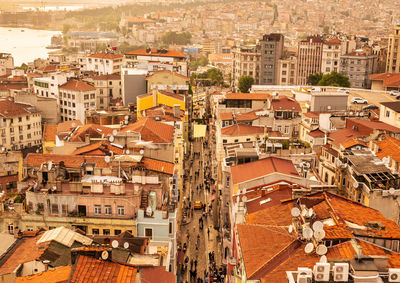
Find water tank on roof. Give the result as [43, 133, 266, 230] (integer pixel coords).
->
[149, 191, 157, 212]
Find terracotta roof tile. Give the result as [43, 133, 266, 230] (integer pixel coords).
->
[59, 79, 96, 92]
[370, 73, 400, 87]
[119, 118, 174, 143]
[271, 96, 301, 112]
[376, 135, 400, 164]
[141, 266, 176, 283]
[146, 70, 189, 80]
[126, 49, 185, 58]
[142, 158, 174, 175]
[0, 99, 37, 118]
[57, 120, 82, 133]
[92, 73, 121, 81]
[303, 112, 320, 118]
[88, 52, 123, 60]
[219, 112, 233, 120]
[69, 124, 114, 142]
[15, 265, 71, 283]
[25, 153, 109, 168]
[158, 90, 185, 101]
[43, 125, 57, 142]
[226, 92, 270, 100]
[235, 110, 259, 121]
[231, 157, 300, 185]
[340, 138, 367, 149]
[72, 141, 124, 155]
[308, 129, 325, 138]
[246, 202, 293, 226]
[221, 124, 264, 136]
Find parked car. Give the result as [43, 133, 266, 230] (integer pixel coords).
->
[194, 201, 203, 210]
[390, 90, 400, 96]
[307, 87, 321, 92]
[363, 104, 379, 110]
[337, 88, 349, 94]
[396, 95, 400, 100]
[351, 97, 368, 104]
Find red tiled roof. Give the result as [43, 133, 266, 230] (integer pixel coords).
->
[59, 79, 96, 92]
[43, 125, 57, 142]
[92, 73, 121, 80]
[271, 96, 301, 112]
[308, 129, 325, 138]
[70, 255, 137, 283]
[348, 118, 400, 133]
[119, 118, 174, 143]
[69, 124, 114, 142]
[246, 202, 293, 226]
[37, 65, 58, 72]
[0, 83, 28, 91]
[142, 158, 174, 175]
[0, 99, 37, 118]
[370, 73, 400, 87]
[208, 53, 233, 63]
[219, 112, 233, 120]
[341, 138, 367, 149]
[376, 135, 400, 164]
[88, 52, 123, 60]
[72, 141, 124, 156]
[245, 185, 293, 214]
[126, 49, 185, 58]
[221, 124, 264, 136]
[236, 110, 259, 121]
[158, 90, 185, 101]
[226, 93, 270, 100]
[57, 120, 82, 133]
[324, 38, 341, 45]
[231, 157, 300, 185]
[24, 153, 109, 168]
[146, 70, 189, 80]
[303, 112, 319, 118]
[346, 51, 367, 57]
[141, 266, 176, 283]
[15, 266, 71, 283]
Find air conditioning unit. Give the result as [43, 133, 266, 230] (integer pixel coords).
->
[313, 262, 330, 282]
[333, 263, 349, 282]
[297, 268, 312, 283]
[389, 268, 400, 282]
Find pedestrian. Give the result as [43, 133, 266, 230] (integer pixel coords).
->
[207, 228, 210, 239]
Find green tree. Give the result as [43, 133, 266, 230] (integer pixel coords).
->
[307, 72, 323, 85]
[317, 71, 350, 87]
[161, 31, 191, 45]
[238, 75, 254, 93]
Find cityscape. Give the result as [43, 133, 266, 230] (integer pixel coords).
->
[2, 0, 400, 282]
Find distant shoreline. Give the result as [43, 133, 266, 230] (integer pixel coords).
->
[0, 25, 61, 32]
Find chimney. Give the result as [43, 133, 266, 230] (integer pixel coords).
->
[173, 104, 180, 118]
[43, 260, 50, 271]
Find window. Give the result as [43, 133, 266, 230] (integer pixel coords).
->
[94, 205, 101, 215]
[62, 204, 68, 216]
[18, 117, 22, 122]
[7, 223, 14, 234]
[223, 139, 227, 144]
[114, 229, 121, 236]
[90, 93, 95, 99]
[103, 229, 110, 235]
[84, 94, 89, 100]
[105, 205, 112, 215]
[92, 229, 99, 235]
[51, 204, 59, 214]
[169, 222, 173, 234]
[145, 228, 153, 239]
[117, 206, 125, 216]
[26, 226, 34, 231]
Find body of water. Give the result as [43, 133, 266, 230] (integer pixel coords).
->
[22, 5, 84, 12]
[0, 27, 61, 66]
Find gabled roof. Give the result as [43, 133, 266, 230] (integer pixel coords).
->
[88, 52, 123, 60]
[24, 153, 109, 168]
[70, 255, 137, 283]
[376, 135, 400, 164]
[221, 124, 264, 136]
[59, 79, 96, 92]
[381, 101, 400, 113]
[15, 265, 71, 283]
[271, 96, 301, 112]
[341, 138, 367, 149]
[72, 141, 124, 156]
[43, 125, 57, 142]
[68, 124, 114, 142]
[0, 99, 37, 118]
[308, 129, 325, 138]
[37, 227, 92, 247]
[370, 73, 400, 87]
[125, 49, 185, 58]
[142, 158, 174, 175]
[119, 118, 174, 143]
[225, 93, 270, 100]
[230, 157, 300, 185]
[236, 110, 259, 121]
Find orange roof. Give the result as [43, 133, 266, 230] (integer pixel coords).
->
[219, 112, 233, 120]
[158, 90, 185, 101]
[141, 266, 176, 283]
[376, 135, 400, 164]
[226, 93, 270, 100]
[0, 99, 38, 118]
[341, 138, 367, 149]
[70, 255, 137, 283]
[324, 38, 341, 45]
[15, 266, 71, 283]
[308, 129, 325, 138]
[43, 125, 57, 142]
[303, 112, 319, 118]
[236, 110, 259, 121]
[125, 16, 155, 24]
[221, 124, 264, 136]
[126, 49, 185, 58]
[246, 202, 293, 226]
[69, 124, 114, 142]
[57, 120, 82, 133]
[88, 52, 123, 60]
[119, 118, 174, 143]
[59, 79, 96, 92]
[25, 153, 109, 168]
[146, 70, 189, 80]
[271, 96, 301, 112]
[370, 73, 400, 87]
[231, 157, 300, 185]
[72, 141, 124, 156]
[208, 53, 233, 63]
[142, 158, 174, 175]
[0, 234, 46, 275]
[92, 73, 121, 80]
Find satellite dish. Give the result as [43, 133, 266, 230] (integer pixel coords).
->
[124, 115, 129, 120]
[389, 188, 395, 195]
[303, 227, 314, 240]
[305, 242, 314, 254]
[307, 208, 314, 218]
[242, 196, 247, 203]
[302, 209, 308, 217]
[124, 120, 128, 125]
[312, 221, 324, 232]
[109, 135, 115, 142]
[291, 207, 300, 217]
[72, 122, 76, 127]
[353, 181, 359, 188]
[101, 251, 109, 260]
[288, 225, 293, 233]
[139, 149, 144, 155]
[105, 156, 111, 163]
[111, 240, 119, 248]
[123, 242, 129, 249]
[126, 149, 130, 155]
[314, 229, 326, 241]
[320, 255, 328, 263]
[112, 129, 118, 136]
[316, 245, 328, 256]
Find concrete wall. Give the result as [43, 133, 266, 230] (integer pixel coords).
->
[311, 94, 348, 112]
[122, 74, 147, 105]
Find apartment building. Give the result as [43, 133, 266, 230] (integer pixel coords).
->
[58, 79, 96, 123]
[259, 33, 284, 85]
[297, 36, 324, 85]
[232, 45, 261, 89]
[32, 71, 74, 99]
[321, 38, 342, 73]
[0, 151, 22, 192]
[91, 74, 121, 109]
[277, 48, 297, 85]
[386, 24, 400, 73]
[86, 52, 123, 75]
[0, 99, 42, 150]
[0, 53, 13, 76]
[340, 51, 377, 88]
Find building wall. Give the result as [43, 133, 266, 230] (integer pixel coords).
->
[122, 72, 147, 106]
[379, 105, 400, 128]
[86, 57, 122, 75]
[137, 95, 154, 117]
[340, 54, 377, 88]
[277, 57, 297, 85]
[297, 38, 323, 85]
[386, 25, 400, 73]
[94, 79, 121, 109]
[321, 43, 341, 74]
[221, 133, 262, 145]
[146, 72, 188, 93]
[259, 33, 284, 85]
[311, 94, 348, 112]
[58, 88, 96, 123]
[232, 46, 261, 90]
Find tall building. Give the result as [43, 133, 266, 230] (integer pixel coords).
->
[232, 45, 261, 89]
[321, 38, 342, 73]
[296, 36, 324, 85]
[259, 33, 284, 85]
[386, 24, 400, 73]
[340, 51, 377, 88]
[0, 53, 13, 76]
[277, 47, 297, 85]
